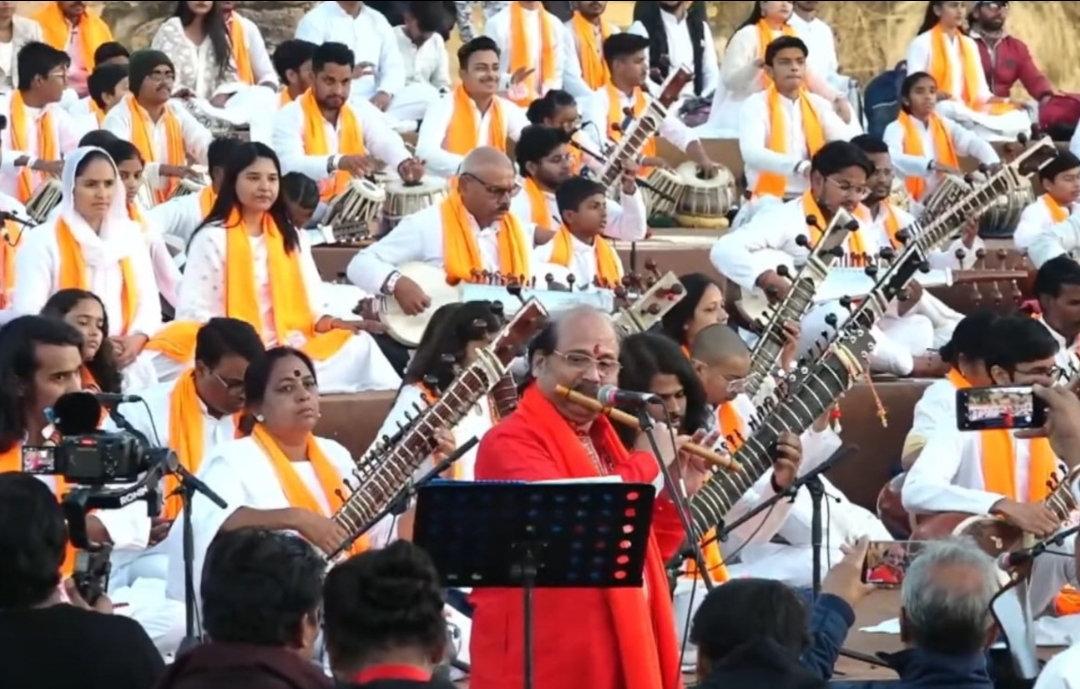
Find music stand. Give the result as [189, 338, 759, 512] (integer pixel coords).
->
[413, 481, 656, 689]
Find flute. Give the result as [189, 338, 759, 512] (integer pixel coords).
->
[554, 384, 742, 472]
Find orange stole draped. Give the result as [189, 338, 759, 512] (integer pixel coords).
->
[682, 404, 742, 583]
[802, 191, 867, 256]
[227, 14, 254, 84]
[928, 25, 1015, 114]
[753, 86, 826, 199]
[126, 96, 185, 202]
[443, 85, 506, 155]
[440, 192, 530, 284]
[755, 20, 796, 87]
[299, 89, 365, 200]
[34, 4, 113, 70]
[570, 12, 609, 89]
[0, 442, 75, 576]
[522, 177, 554, 228]
[1044, 195, 1069, 223]
[250, 424, 367, 555]
[549, 226, 621, 286]
[896, 110, 959, 200]
[55, 218, 138, 335]
[9, 90, 58, 203]
[508, 1, 556, 106]
[0, 216, 23, 307]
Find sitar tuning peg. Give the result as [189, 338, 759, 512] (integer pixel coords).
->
[794, 234, 810, 247]
[843, 219, 860, 232]
[895, 229, 911, 243]
[805, 214, 820, 228]
[776, 264, 791, 278]
[918, 260, 931, 273]
[864, 264, 878, 278]
[824, 313, 838, 328]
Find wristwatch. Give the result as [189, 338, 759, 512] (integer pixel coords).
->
[383, 270, 402, 295]
[326, 155, 339, 175]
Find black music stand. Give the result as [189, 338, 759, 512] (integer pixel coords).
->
[413, 481, 656, 689]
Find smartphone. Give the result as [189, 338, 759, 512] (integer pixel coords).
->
[861, 540, 927, 588]
[955, 385, 1047, 432]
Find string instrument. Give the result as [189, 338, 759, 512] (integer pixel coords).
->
[326, 300, 548, 559]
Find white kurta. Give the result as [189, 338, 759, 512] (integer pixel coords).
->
[738, 88, 862, 198]
[483, 4, 567, 100]
[0, 96, 81, 201]
[560, 18, 620, 102]
[102, 99, 214, 193]
[415, 93, 530, 179]
[144, 192, 207, 247]
[883, 115, 999, 199]
[582, 84, 699, 156]
[627, 13, 720, 101]
[904, 31, 1033, 140]
[164, 434, 396, 608]
[1035, 316, 1080, 379]
[1020, 196, 1080, 268]
[346, 202, 539, 295]
[391, 26, 451, 123]
[533, 232, 624, 287]
[176, 224, 399, 393]
[787, 14, 841, 86]
[510, 183, 648, 239]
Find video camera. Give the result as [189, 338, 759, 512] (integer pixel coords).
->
[21, 392, 178, 603]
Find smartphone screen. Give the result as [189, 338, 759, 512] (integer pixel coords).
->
[955, 385, 1047, 432]
[21, 445, 56, 474]
[861, 540, 927, 588]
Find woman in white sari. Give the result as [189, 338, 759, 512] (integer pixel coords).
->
[151, 141, 400, 392]
[12, 146, 160, 391]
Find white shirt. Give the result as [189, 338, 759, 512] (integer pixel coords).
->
[581, 84, 698, 156]
[787, 14, 841, 80]
[560, 17, 620, 101]
[393, 26, 451, 91]
[231, 12, 278, 86]
[0, 96, 81, 201]
[533, 232, 624, 286]
[102, 99, 214, 190]
[510, 183, 648, 240]
[483, 4, 566, 97]
[905, 31, 994, 106]
[883, 116, 999, 196]
[119, 377, 238, 458]
[144, 192, 207, 246]
[1035, 316, 1080, 380]
[738, 89, 861, 196]
[13, 214, 162, 337]
[1020, 196, 1080, 268]
[415, 93, 529, 179]
[272, 97, 411, 184]
[346, 203, 537, 294]
[1035, 643, 1080, 689]
[295, 1, 405, 99]
[902, 378, 960, 459]
[627, 12, 719, 99]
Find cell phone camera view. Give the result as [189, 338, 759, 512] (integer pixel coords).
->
[861, 540, 926, 588]
[956, 385, 1046, 432]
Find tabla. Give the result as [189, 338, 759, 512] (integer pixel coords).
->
[978, 186, 1034, 238]
[323, 178, 387, 244]
[919, 174, 970, 221]
[888, 177, 913, 213]
[641, 168, 686, 219]
[26, 178, 61, 224]
[672, 161, 736, 230]
[383, 177, 448, 231]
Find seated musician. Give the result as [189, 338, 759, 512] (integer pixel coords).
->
[13, 147, 161, 392]
[41, 289, 123, 394]
[512, 125, 645, 242]
[710, 141, 948, 377]
[392, 2, 453, 123]
[584, 33, 718, 176]
[904, 0, 1031, 141]
[561, 0, 620, 101]
[347, 147, 533, 312]
[533, 176, 629, 287]
[788, 0, 851, 96]
[415, 37, 530, 180]
[469, 304, 803, 689]
[0, 42, 81, 205]
[483, 1, 566, 107]
[1019, 152, 1080, 267]
[102, 50, 214, 204]
[155, 141, 401, 393]
[884, 72, 1000, 207]
[272, 39, 316, 108]
[901, 316, 1080, 616]
[32, 2, 113, 100]
[738, 35, 860, 209]
[628, 1, 719, 107]
[145, 137, 241, 247]
[165, 347, 397, 608]
[1030, 257, 1080, 376]
[220, 1, 280, 91]
[659, 272, 728, 355]
[76, 63, 127, 134]
[526, 89, 589, 173]
[271, 42, 425, 220]
[281, 171, 321, 232]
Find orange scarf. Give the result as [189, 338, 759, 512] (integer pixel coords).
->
[802, 190, 866, 256]
[34, 4, 113, 71]
[226, 13, 254, 84]
[945, 369, 1055, 502]
[0, 217, 22, 307]
[508, 1, 555, 105]
[928, 25, 1014, 114]
[197, 186, 216, 217]
[9, 90, 57, 204]
[880, 202, 903, 248]
[1044, 194, 1069, 223]
[754, 86, 826, 199]
[250, 424, 367, 555]
[163, 372, 241, 519]
[570, 12, 609, 89]
[0, 442, 75, 576]
[522, 177, 554, 228]
[756, 20, 796, 87]
[605, 83, 656, 162]
[299, 89, 364, 200]
[549, 225, 621, 287]
[897, 110, 959, 200]
[443, 84, 506, 155]
[126, 96, 184, 203]
[440, 192, 530, 285]
[279, 89, 293, 107]
[515, 386, 681, 689]
[56, 217, 137, 335]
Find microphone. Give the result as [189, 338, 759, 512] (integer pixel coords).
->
[51, 392, 104, 435]
[595, 384, 659, 409]
[93, 392, 144, 404]
[997, 549, 1034, 571]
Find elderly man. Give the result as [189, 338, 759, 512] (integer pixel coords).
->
[346, 147, 531, 314]
[468, 305, 803, 689]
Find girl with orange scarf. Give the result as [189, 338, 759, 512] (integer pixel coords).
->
[904, 0, 1032, 141]
[1016, 151, 1080, 266]
[169, 347, 398, 607]
[883, 72, 999, 203]
[12, 147, 162, 392]
[165, 142, 400, 394]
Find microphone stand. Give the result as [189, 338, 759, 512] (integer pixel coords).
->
[635, 408, 714, 592]
[566, 139, 679, 204]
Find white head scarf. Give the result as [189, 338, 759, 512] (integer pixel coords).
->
[57, 146, 141, 266]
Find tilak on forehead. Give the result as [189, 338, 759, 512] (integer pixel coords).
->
[593, 344, 602, 355]
[293, 369, 303, 377]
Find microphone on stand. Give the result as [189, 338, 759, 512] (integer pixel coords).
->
[594, 384, 660, 409]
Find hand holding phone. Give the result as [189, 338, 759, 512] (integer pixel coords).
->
[956, 385, 1047, 431]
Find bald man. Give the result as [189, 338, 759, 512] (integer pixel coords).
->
[347, 146, 538, 311]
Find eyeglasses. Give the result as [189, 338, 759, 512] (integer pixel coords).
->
[553, 351, 621, 377]
[460, 173, 520, 198]
[213, 372, 245, 393]
[826, 176, 870, 200]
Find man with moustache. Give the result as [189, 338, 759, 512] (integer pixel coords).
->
[562, 1, 621, 100]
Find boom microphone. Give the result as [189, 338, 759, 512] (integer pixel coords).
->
[595, 384, 660, 409]
[93, 392, 144, 404]
[51, 392, 104, 436]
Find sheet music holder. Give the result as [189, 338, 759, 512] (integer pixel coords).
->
[413, 480, 656, 689]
